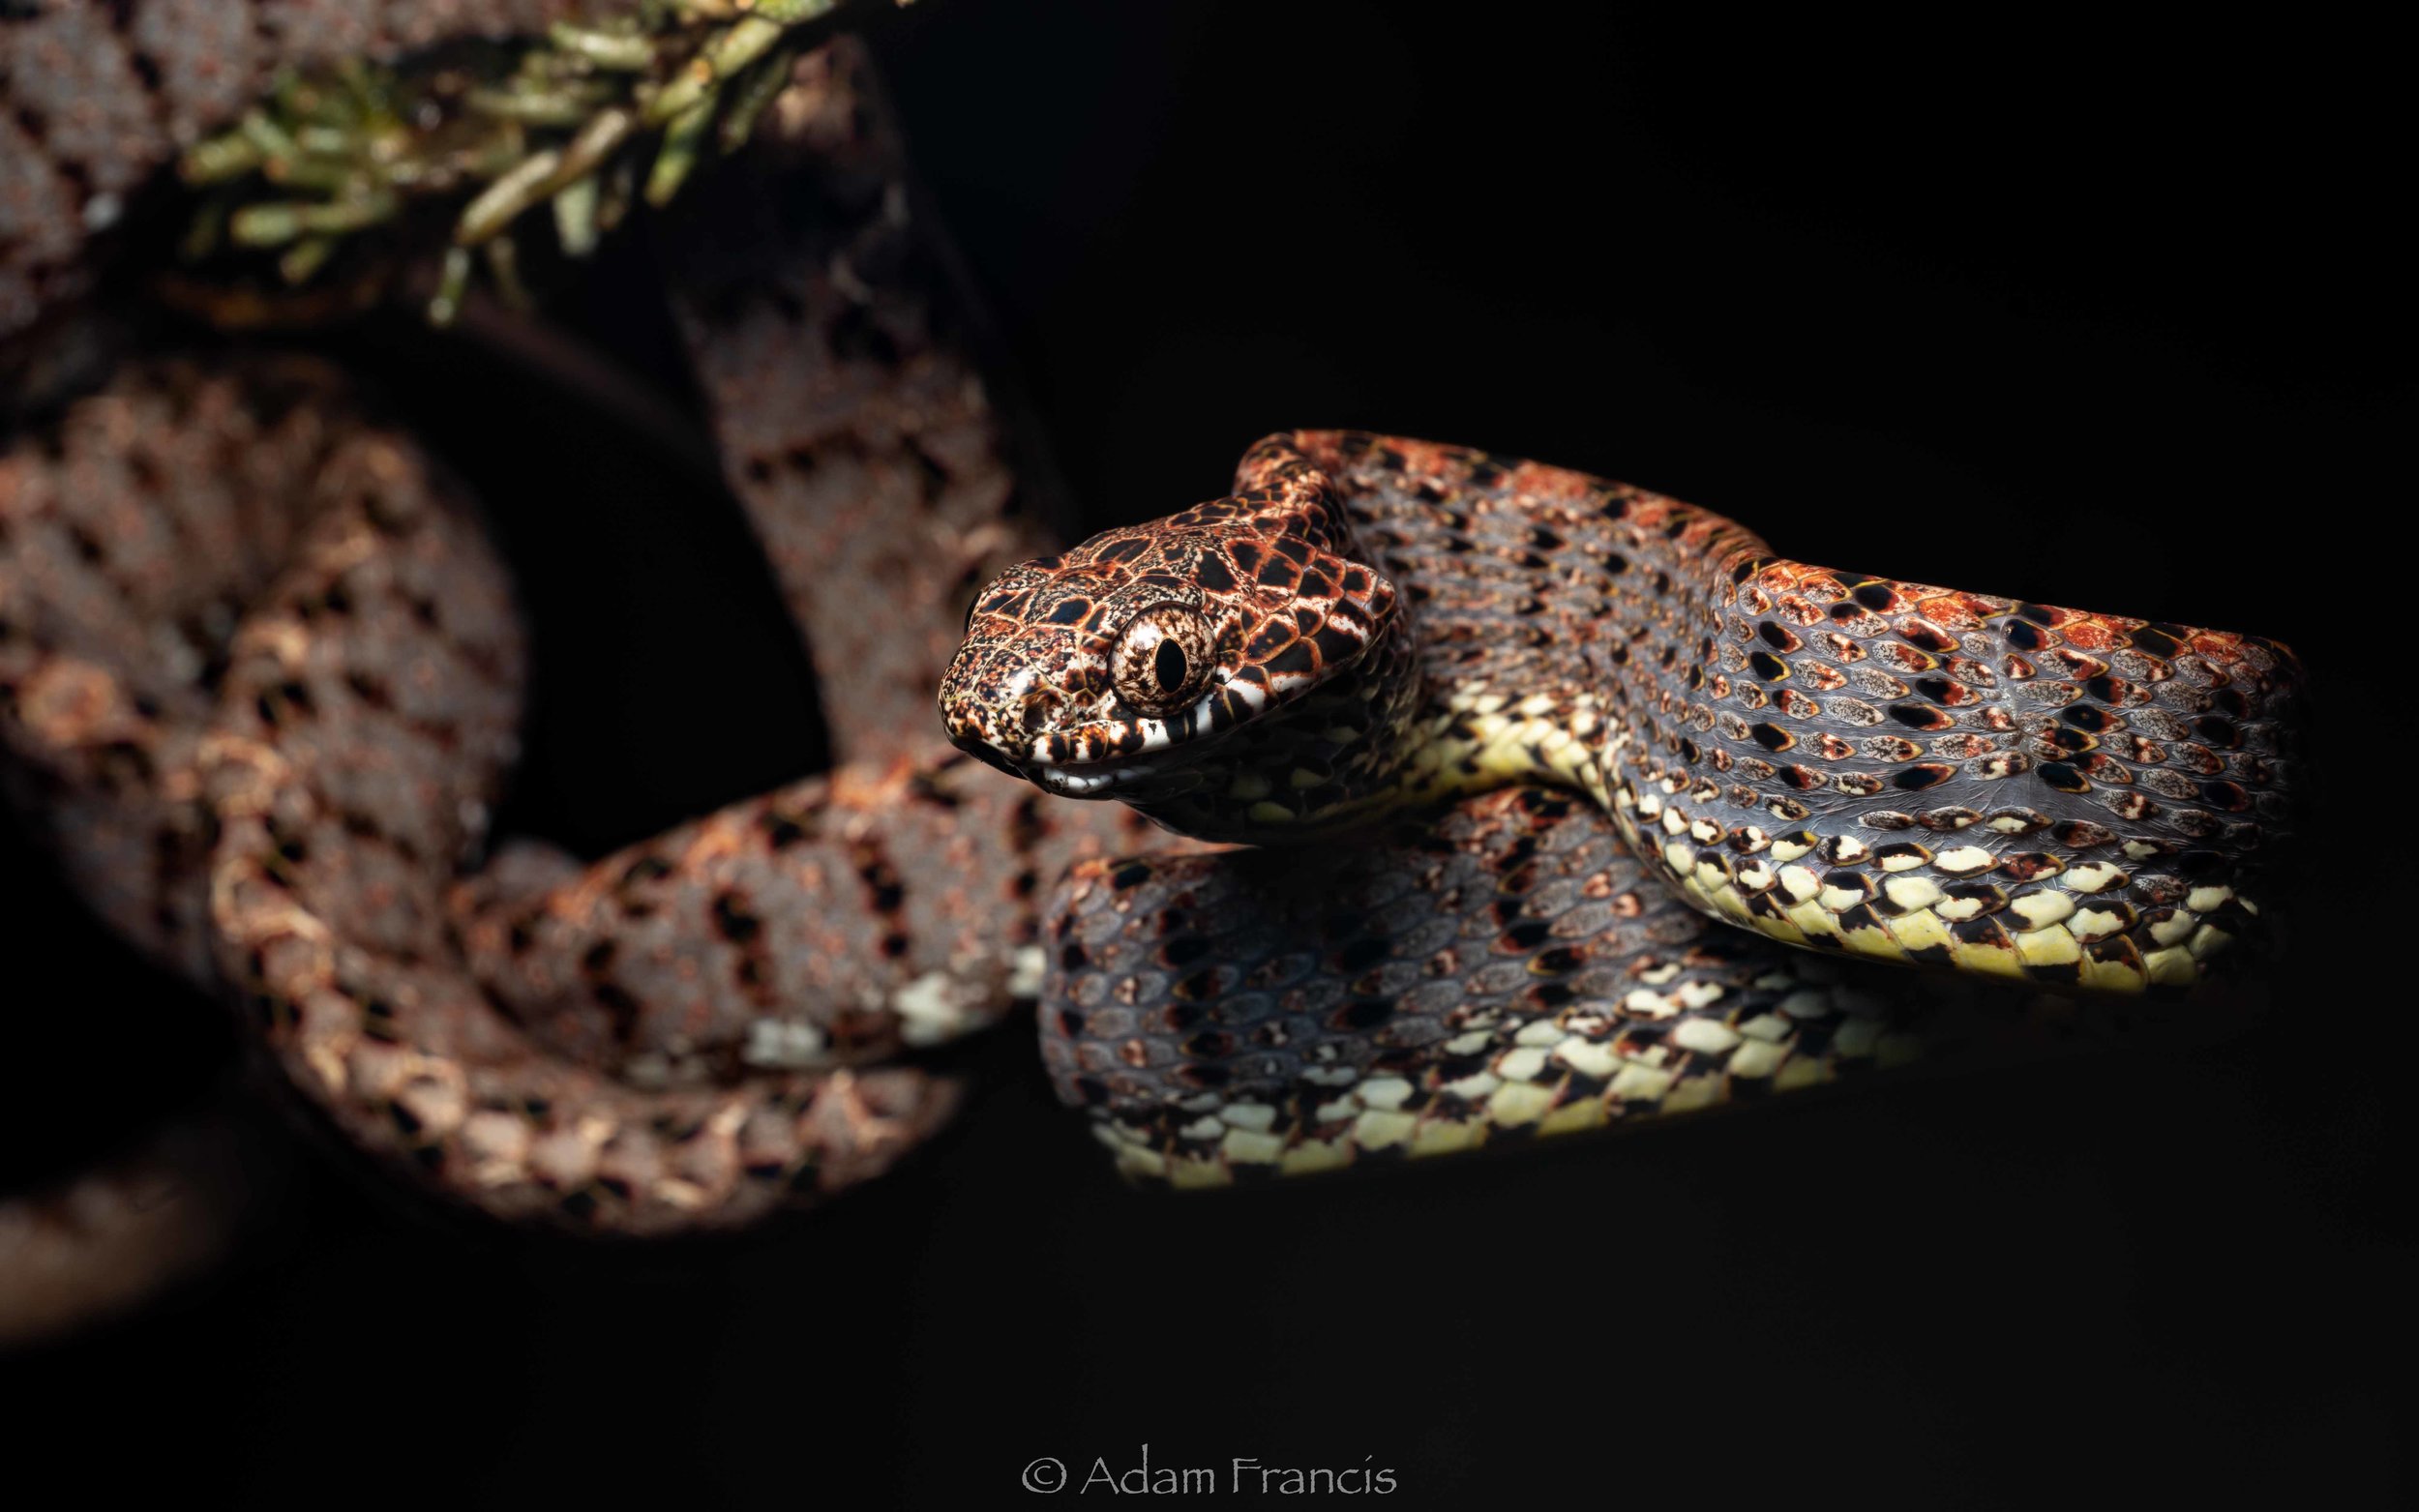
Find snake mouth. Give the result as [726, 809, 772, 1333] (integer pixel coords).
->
[941, 719, 1162, 791]
[1023, 750, 1219, 806]
[946, 701, 1223, 802]
[1027, 760, 1153, 798]
[1000, 731, 1212, 799]
[955, 668, 1258, 784]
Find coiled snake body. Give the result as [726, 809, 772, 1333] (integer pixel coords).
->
[2, 27, 1175, 1338]
[941, 433, 2303, 1181]
[0, 4, 2309, 1332]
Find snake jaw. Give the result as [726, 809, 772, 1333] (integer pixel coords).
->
[1026, 759, 1201, 801]
[1027, 763, 1119, 797]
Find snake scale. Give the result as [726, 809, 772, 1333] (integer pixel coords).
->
[0, 2, 2309, 1342]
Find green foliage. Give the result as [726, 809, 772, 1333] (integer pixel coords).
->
[177, 0, 853, 322]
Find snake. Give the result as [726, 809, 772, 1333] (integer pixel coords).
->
[0, 2, 2310, 1338]
[939, 433, 2304, 1181]
[1, 13, 1181, 1341]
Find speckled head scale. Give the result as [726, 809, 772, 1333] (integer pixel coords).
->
[939, 449, 1421, 836]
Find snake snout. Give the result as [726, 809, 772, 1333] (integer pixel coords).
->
[938, 690, 1020, 770]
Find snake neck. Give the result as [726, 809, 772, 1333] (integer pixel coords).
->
[1103, 615, 1619, 845]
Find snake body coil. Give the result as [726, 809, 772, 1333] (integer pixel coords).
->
[0, 37, 1164, 1338]
[941, 432, 2304, 1181]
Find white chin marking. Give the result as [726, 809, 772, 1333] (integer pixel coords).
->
[1034, 764, 1119, 796]
[1032, 761, 1161, 797]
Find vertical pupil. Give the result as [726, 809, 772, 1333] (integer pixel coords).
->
[1152, 637, 1187, 694]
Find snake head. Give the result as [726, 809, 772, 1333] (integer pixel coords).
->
[938, 482, 1407, 818]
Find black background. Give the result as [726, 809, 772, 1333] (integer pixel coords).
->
[3, 3, 2406, 1506]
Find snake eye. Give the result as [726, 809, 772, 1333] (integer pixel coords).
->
[1111, 605, 1214, 717]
